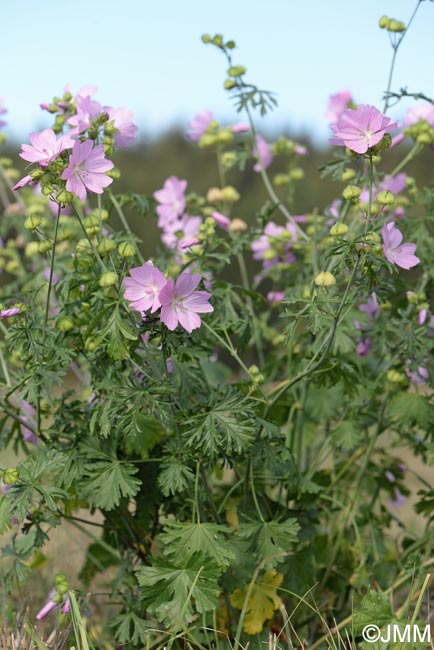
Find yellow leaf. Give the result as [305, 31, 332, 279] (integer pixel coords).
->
[225, 498, 239, 529]
[230, 569, 283, 635]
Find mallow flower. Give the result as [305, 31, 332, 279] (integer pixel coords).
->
[19, 128, 74, 167]
[105, 106, 138, 148]
[159, 272, 213, 333]
[0, 98, 7, 129]
[381, 221, 420, 270]
[330, 105, 398, 154]
[124, 261, 167, 314]
[187, 110, 214, 141]
[61, 140, 114, 202]
[324, 89, 353, 124]
[253, 134, 273, 172]
[153, 176, 187, 228]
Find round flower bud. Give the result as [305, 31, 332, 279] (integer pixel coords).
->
[3, 468, 20, 485]
[371, 154, 382, 164]
[224, 79, 237, 90]
[97, 238, 116, 255]
[58, 227, 76, 242]
[365, 232, 381, 245]
[206, 187, 224, 203]
[56, 189, 74, 205]
[106, 167, 120, 180]
[25, 242, 40, 258]
[198, 133, 218, 148]
[342, 185, 361, 201]
[289, 167, 304, 180]
[99, 271, 118, 288]
[387, 19, 406, 33]
[330, 222, 349, 236]
[221, 152, 237, 168]
[56, 317, 74, 332]
[76, 239, 92, 256]
[85, 338, 98, 352]
[24, 215, 44, 231]
[341, 169, 356, 182]
[226, 40, 236, 49]
[379, 14, 389, 28]
[227, 65, 246, 77]
[249, 365, 260, 376]
[377, 190, 395, 206]
[273, 174, 290, 186]
[5, 260, 19, 273]
[229, 218, 248, 233]
[118, 241, 136, 258]
[212, 34, 223, 46]
[217, 128, 234, 144]
[220, 186, 240, 202]
[90, 208, 109, 222]
[417, 132, 433, 145]
[201, 34, 211, 43]
[39, 240, 53, 253]
[315, 271, 336, 287]
[387, 369, 406, 383]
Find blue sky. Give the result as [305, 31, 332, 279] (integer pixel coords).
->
[2, 0, 433, 145]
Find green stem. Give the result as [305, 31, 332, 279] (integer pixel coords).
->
[110, 193, 145, 264]
[390, 142, 423, 177]
[0, 348, 11, 386]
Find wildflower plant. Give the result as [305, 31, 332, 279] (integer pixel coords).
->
[1, 3, 434, 648]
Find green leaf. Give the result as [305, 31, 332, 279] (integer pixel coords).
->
[160, 521, 236, 568]
[111, 610, 149, 645]
[353, 589, 393, 635]
[136, 553, 221, 629]
[389, 392, 434, 431]
[238, 518, 299, 566]
[158, 458, 195, 497]
[79, 459, 141, 511]
[0, 496, 12, 534]
[331, 420, 359, 450]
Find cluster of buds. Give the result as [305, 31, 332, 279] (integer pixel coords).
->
[404, 119, 434, 145]
[379, 15, 406, 33]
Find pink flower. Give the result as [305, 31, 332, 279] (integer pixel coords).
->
[20, 400, 38, 446]
[267, 291, 285, 303]
[359, 292, 380, 319]
[124, 261, 166, 314]
[19, 128, 74, 167]
[405, 102, 434, 127]
[105, 106, 138, 148]
[253, 134, 273, 172]
[0, 307, 21, 319]
[161, 214, 202, 251]
[356, 336, 372, 357]
[159, 272, 213, 333]
[153, 176, 187, 228]
[231, 123, 250, 134]
[61, 140, 114, 202]
[418, 308, 428, 325]
[381, 221, 420, 270]
[211, 210, 230, 231]
[187, 110, 214, 141]
[330, 105, 399, 154]
[324, 89, 352, 124]
[13, 175, 36, 191]
[252, 221, 297, 269]
[67, 95, 103, 134]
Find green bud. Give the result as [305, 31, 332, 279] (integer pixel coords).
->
[24, 215, 44, 231]
[289, 167, 304, 180]
[0, 157, 12, 168]
[249, 364, 260, 376]
[198, 133, 218, 148]
[217, 128, 234, 144]
[56, 189, 74, 205]
[387, 18, 406, 33]
[25, 242, 40, 257]
[56, 317, 74, 332]
[201, 34, 211, 43]
[99, 271, 118, 288]
[330, 223, 349, 236]
[227, 65, 246, 77]
[220, 186, 240, 202]
[106, 167, 120, 180]
[85, 338, 98, 352]
[226, 40, 236, 49]
[3, 468, 19, 485]
[273, 174, 290, 186]
[342, 185, 361, 201]
[97, 238, 116, 255]
[365, 232, 381, 245]
[377, 190, 395, 206]
[212, 34, 223, 46]
[229, 218, 248, 233]
[417, 132, 433, 145]
[379, 14, 389, 28]
[76, 239, 92, 256]
[387, 369, 406, 383]
[221, 151, 237, 168]
[39, 240, 53, 253]
[315, 271, 336, 287]
[341, 169, 356, 182]
[118, 241, 136, 258]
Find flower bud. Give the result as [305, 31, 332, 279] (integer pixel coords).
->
[224, 79, 237, 90]
[97, 238, 116, 255]
[330, 222, 349, 236]
[315, 271, 336, 287]
[226, 40, 236, 49]
[387, 19, 406, 33]
[227, 65, 246, 77]
[417, 132, 433, 145]
[341, 169, 356, 182]
[99, 271, 118, 288]
[56, 317, 74, 332]
[118, 242, 136, 258]
[106, 167, 120, 180]
[273, 174, 290, 186]
[85, 338, 98, 351]
[217, 128, 234, 144]
[39, 240, 52, 253]
[220, 186, 240, 202]
[342, 185, 361, 201]
[76, 239, 92, 256]
[221, 152, 237, 168]
[201, 34, 211, 43]
[198, 133, 218, 148]
[212, 34, 223, 46]
[229, 218, 248, 233]
[387, 369, 406, 383]
[3, 468, 19, 485]
[56, 189, 74, 205]
[379, 14, 389, 28]
[24, 215, 44, 231]
[25, 242, 40, 257]
[377, 190, 395, 206]
[206, 187, 223, 204]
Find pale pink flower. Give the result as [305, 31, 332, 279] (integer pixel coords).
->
[356, 336, 372, 357]
[67, 95, 103, 134]
[124, 261, 166, 314]
[19, 128, 74, 167]
[252, 221, 297, 269]
[61, 140, 114, 202]
[0, 307, 21, 319]
[381, 221, 420, 270]
[405, 102, 434, 127]
[211, 210, 230, 231]
[330, 105, 399, 154]
[20, 400, 38, 446]
[187, 110, 214, 141]
[231, 123, 250, 133]
[161, 214, 202, 251]
[13, 175, 36, 190]
[105, 106, 138, 148]
[0, 98, 7, 129]
[153, 176, 187, 228]
[159, 272, 213, 333]
[359, 292, 380, 319]
[324, 89, 352, 124]
[253, 134, 273, 172]
[418, 308, 428, 325]
[267, 291, 285, 303]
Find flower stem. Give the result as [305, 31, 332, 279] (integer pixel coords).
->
[71, 201, 106, 271]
